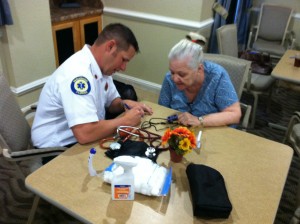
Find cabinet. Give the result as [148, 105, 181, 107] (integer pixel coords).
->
[52, 15, 102, 67]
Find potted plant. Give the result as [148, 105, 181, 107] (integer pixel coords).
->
[161, 126, 196, 162]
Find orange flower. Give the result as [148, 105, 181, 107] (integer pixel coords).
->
[188, 133, 197, 148]
[172, 126, 190, 137]
[161, 126, 196, 156]
[161, 128, 172, 145]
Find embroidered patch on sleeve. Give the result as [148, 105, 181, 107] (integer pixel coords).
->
[71, 76, 91, 95]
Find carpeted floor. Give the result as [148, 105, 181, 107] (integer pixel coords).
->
[0, 82, 299, 224]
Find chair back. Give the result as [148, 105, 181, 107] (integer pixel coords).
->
[255, 3, 293, 45]
[216, 24, 238, 58]
[0, 72, 31, 153]
[204, 54, 251, 99]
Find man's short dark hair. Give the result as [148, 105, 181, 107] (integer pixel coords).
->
[95, 23, 140, 53]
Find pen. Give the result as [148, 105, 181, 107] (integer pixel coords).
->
[197, 130, 202, 148]
[124, 103, 131, 110]
[88, 148, 97, 176]
[124, 103, 144, 117]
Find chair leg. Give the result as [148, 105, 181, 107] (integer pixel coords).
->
[250, 93, 259, 129]
[27, 195, 40, 224]
[266, 88, 273, 114]
[290, 170, 300, 224]
[266, 79, 276, 113]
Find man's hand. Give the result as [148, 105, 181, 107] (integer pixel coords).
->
[123, 106, 145, 126]
[123, 100, 153, 115]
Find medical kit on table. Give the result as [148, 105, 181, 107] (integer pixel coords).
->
[88, 148, 172, 199]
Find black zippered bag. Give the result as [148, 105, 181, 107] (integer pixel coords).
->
[186, 164, 232, 219]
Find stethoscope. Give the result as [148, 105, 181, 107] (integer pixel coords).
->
[99, 125, 169, 154]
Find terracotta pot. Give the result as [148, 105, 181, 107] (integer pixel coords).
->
[169, 148, 183, 163]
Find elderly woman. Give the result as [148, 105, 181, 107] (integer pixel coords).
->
[158, 36, 241, 127]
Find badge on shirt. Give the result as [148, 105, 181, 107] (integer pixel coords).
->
[71, 76, 91, 95]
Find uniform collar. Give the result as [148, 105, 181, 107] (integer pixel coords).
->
[83, 44, 103, 81]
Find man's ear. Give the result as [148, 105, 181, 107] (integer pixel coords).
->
[105, 39, 117, 53]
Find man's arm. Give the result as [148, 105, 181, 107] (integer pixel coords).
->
[72, 98, 153, 144]
[71, 107, 143, 144]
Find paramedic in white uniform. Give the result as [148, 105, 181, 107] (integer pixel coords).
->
[31, 23, 152, 150]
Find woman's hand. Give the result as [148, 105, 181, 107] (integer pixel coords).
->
[178, 112, 200, 126]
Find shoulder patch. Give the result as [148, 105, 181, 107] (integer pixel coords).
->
[71, 76, 91, 95]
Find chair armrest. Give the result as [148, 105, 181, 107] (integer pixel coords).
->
[285, 30, 296, 49]
[289, 111, 300, 127]
[30, 104, 37, 110]
[240, 103, 252, 130]
[2, 147, 67, 161]
[23, 104, 37, 117]
[243, 68, 252, 92]
[247, 25, 258, 50]
[290, 206, 300, 224]
[294, 111, 300, 118]
[283, 111, 300, 143]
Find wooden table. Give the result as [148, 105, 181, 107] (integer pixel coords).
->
[25, 101, 293, 224]
[268, 49, 300, 130]
[271, 49, 300, 84]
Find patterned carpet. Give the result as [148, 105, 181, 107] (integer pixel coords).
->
[0, 83, 300, 223]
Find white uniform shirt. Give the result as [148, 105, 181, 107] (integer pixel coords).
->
[31, 45, 120, 148]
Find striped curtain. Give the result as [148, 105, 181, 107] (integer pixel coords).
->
[0, 0, 13, 26]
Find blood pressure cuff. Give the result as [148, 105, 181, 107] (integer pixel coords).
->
[186, 164, 232, 219]
[105, 140, 158, 162]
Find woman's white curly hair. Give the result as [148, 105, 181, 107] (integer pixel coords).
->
[168, 32, 206, 70]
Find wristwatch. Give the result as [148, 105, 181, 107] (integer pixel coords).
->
[198, 116, 205, 127]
